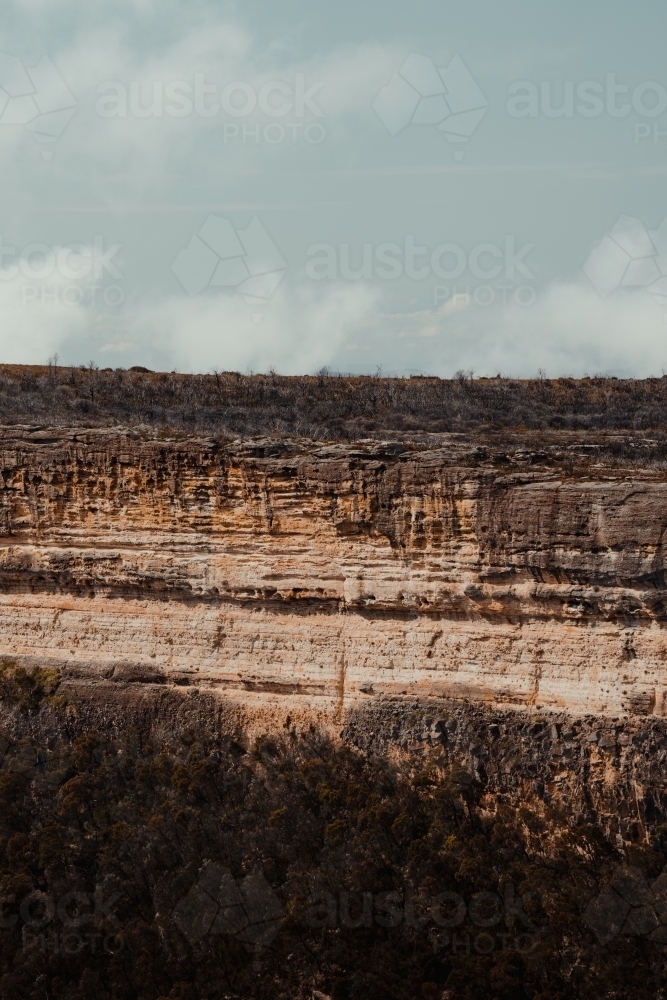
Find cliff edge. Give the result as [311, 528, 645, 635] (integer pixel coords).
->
[1, 421, 665, 721]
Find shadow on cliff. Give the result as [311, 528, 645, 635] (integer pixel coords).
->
[0, 681, 665, 999]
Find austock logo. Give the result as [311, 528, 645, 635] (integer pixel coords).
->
[173, 867, 539, 960]
[173, 864, 285, 956]
[584, 866, 667, 947]
[95, 74, 326, 148]
[171, 215, 287, 313]
[373, 53, 488, 160]
[305, 882, 538, 958]
[0, 235, 124, 307]
[0, 889, 123, 957]
[0, 52, 76, 159]
[583, 214, 667, 317]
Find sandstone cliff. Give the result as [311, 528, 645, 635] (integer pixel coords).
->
[0, 425, 665, 721]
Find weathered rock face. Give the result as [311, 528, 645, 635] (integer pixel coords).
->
[344, 699, 667, 847]
[0, 426, 666, 721]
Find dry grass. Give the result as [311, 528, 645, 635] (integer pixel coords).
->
[2, 365, 667, 445]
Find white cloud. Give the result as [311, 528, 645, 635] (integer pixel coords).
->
[0, 9, 400, 181]
[0, 3, 663, 383]
[6, 263, 665, 379]
[389, 280, 667, 377]
[0, 271, 90, 363]
[135, 281, 380, 373]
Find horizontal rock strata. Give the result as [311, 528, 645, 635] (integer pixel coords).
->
[0, 426, 666, 719]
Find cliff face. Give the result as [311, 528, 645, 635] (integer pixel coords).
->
[0, 426, 666, 720]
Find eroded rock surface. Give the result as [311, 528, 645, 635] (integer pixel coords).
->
[0, 426, 666, 720]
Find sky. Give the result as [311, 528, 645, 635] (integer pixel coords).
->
[1, 0, 666, 376]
